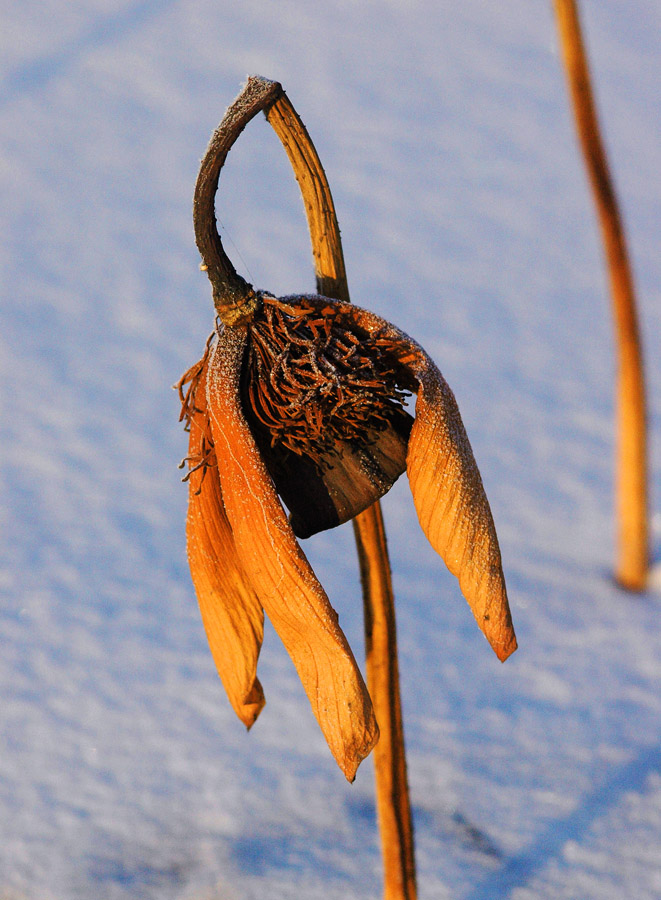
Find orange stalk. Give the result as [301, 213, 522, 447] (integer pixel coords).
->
[267, 91, 418, 899]
[554, 0, 648, 589]
[353, 507, 417, 900]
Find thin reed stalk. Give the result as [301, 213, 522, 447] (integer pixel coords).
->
[554, 0, 648, 589]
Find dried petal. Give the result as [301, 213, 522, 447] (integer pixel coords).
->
[303, 297, 517, 661]
[257, 424, 412, 539]
[185, 356, 266, 727]
[407, 362, 517, 661]
[207, 325, 378, 780]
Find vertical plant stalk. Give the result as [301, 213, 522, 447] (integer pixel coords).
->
[267, 90, 418, 900]
[554, 0, 648, 590]
[352, 505, 417, 900]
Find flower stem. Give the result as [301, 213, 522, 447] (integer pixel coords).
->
[553, 0, 648, 590]
[266, 86, 418, 899]
[194, 76, 282, 322]
[353, 507, 417, 900]
[265, 92, 351, 303]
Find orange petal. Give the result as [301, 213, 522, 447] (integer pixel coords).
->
[407, 363, 517, 660]
[207, 326, 378, 780]
[325, 299, 517, 662]
[185, 356, 266, 727]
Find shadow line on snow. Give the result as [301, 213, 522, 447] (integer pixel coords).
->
[463, 743, 661, 900]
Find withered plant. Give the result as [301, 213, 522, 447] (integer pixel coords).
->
[179, 75, 516, 900]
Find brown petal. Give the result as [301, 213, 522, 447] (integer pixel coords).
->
[256, 417, 413, 539]
[207, 325, 378, 780]
[300, 424, 411, 537]
[318, 298, 517, 662]
[186, 356, 266, 727]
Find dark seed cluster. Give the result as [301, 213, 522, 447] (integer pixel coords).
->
[244, 296, 412, 464]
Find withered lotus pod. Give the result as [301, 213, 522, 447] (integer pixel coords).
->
[179, 76, 516, 781]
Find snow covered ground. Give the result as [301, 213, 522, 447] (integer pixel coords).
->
[1, 1, 660, 897]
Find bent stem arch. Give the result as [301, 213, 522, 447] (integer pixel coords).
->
[554, 0, 649, 590]
[193, 76, 282, 323]
[265, 85, 418, 900]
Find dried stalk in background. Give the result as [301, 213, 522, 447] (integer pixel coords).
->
[266, 89, 418, 900]
[554, 0, 648, 590]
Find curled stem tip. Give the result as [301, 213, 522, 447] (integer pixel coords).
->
[193, 76, 283, 323]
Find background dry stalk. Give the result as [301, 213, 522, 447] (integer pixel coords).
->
[266, 87, 418, 900]
[553, 0, 649, 590]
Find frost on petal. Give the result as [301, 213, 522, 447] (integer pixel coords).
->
[327, 298, 517, 662]
[207, 326, 378, 780]
[185, 356, 266, 728]
[407, 363, 517, 661]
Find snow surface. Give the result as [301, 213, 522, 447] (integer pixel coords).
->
[1, 0, 660, 897]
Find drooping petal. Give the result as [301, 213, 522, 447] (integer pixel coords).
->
[185, 356, 266, 727]
[207, 325, 378, 781]
[407, 362, 517, 661]
[305, 296, 517, 662]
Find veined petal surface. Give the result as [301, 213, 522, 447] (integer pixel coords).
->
[407, 361, 517, 660]
[186, 357, 266, 727]
[314, 297, 517, 662]
[207, 326, 378, 780]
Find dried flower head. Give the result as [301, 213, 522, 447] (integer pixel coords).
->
[179, 77, 516, 781]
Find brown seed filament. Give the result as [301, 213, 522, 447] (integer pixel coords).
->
[244, 295, 413, 466]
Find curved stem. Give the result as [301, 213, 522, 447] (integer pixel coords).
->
[193, 76, 283, 322]
[265, 88, 417, 900]
[554, 0, 648, 589]
[266, 94, 350, 303]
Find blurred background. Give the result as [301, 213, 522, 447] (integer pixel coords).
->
[0, 1, 659, 897]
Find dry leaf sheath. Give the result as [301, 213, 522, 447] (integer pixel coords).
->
[179, 76, 517, 782]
